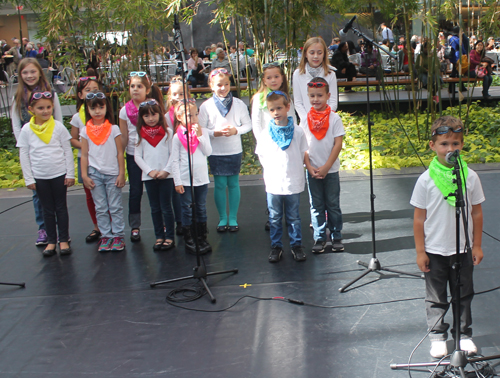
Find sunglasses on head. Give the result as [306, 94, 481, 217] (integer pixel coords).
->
[31, 91, 53, 100]
[179, 98, 196, 105]
[130, 71, 147, 77]
[262, 61, 281, 69]
[86, 92, 106, 100]
[210, 68, 229, 78]
[431, 126, 463, 136]
[307, 82, 327, 88]
[267, 90, 288, 100]
[140, 99, 158, 108]
[79, 76, 97, 81]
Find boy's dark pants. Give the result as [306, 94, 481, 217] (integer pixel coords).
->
[425, 252, 474, 341]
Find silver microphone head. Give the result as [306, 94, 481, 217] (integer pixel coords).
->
[445, 150, 460, 165]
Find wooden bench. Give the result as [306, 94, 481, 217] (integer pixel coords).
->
[337, 76, 483, 101]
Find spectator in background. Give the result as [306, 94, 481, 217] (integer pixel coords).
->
[328, 38, 341, 52]
[200, 46, 211, 60]
[21, 37, 29, 54]
[211, 47, 232, 74]
[25, 43, 38, 58]
[355, 38, 365, 53]
[398, 41, 410, 73]
[469, 40, 493, 99]
[330, 41, 357, 92]
[4, 39, 22, 77]
[187, 48, 208, 87]
[209, 44, 217, 60]
[486, 37, 496, 51]
[380, 23, 394, 49]
[36, 53, 49, 69]
[359, 43, 380, 78]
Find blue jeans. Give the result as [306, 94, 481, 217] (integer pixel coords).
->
[126, 154, 144, 229]
[144, 178, 175, 240]
[180, 185, 208, 226]
[172, 185, 182, 223]
[89, 166, 125, 238]
[32, 190, 45, 230]
[307, 171, 343, 241]
[267, 193, 302, 248]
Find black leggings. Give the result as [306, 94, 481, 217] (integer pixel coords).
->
[35, 175, 69, 244]
[336, 64, 358, 90]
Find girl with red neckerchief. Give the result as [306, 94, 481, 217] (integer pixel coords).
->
[134, 99, 176, 252]
[118, 72, 164, 243]
[81, 91, 126, 253]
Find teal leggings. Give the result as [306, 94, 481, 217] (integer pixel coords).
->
[213, 175, 240, 227]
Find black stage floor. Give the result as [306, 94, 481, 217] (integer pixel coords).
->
[1, 169, 500, 378]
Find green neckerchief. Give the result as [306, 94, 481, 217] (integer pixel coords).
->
[428, 156, 468, 206]
[258, 89, 268, 110]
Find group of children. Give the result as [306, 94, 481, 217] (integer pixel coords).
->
[13, 37, 485, 359]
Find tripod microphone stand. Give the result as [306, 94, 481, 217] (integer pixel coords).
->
[150, 15, 238, 303]
[338, 28, 422, 293]
[0, 281, 25, 288]
[391, 151, 500, 377]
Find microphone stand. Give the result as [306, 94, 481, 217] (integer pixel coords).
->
[150, 15, 238, 303]
[391, 156, 500, 376]
[339, 28, 422, 293]
[0, 281, 25, 288]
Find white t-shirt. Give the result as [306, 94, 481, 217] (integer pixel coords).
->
[168, 131, 212, 187]
[198, 97, 252, 156]
[255, 124, 308, 195]
[303, 111, 345, 174]
[134, 131, 173, 181]
[292, 67, 338, 126]
[410, 168, 485, 256]
[119, 106, 138, 155]
[80, 125, 122, 176]
[251, 95, 297, 141]
[69, 112, 85, 158]
[16, 120, 75, 186]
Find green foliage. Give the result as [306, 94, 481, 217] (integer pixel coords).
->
[0, 150, 23, 188]
[0, 117, 16, 151]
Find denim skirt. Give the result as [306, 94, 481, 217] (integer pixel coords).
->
[208, 153, 242, 176]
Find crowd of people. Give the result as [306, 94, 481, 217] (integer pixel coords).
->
[6, 33, 488, 361]
[327, 24, 498, 99]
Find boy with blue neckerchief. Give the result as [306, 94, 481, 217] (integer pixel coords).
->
[256, 91, 308, 263]
[410, 116, 484, 359]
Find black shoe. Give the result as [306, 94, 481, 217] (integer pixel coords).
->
[197, 222, 212, 255]
[85, 230, 101, 243]
[228, 225, 239, 232]
[311, 240, 326, 254]
[130, 229, 141, 242]
[216, 225, 228, 233]
[483, 94, 491, 99]
[332, 239, 345, 252]
[175, 222, 183, 236]
[265, 221, 270, 231]
[60, 247, 72, 256]
[291, 245, 306, 262]
[268, 246, 283, 263]
[42, 248, 57, 257]
[183, 226, 196, 255]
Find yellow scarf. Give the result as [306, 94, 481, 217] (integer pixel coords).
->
[29, 116, 55, 144]
[78, 104, 86, 125]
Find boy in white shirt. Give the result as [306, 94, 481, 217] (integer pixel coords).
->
[256, 91, 308, 263]
[410, 116, 484, 359]
[303, 77, 345, 253]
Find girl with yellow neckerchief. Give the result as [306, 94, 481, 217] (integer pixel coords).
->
[17, 91, 75, 257]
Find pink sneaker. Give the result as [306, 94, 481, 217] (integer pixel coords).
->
[98, 237, 113, 253]
[111, 237, 125, 251]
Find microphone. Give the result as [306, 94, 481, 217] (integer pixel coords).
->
[339, 15, 357, 36]
[445, 149, 460, 165]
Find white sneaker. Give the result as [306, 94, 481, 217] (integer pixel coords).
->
[460, 339, 477, 356]
[430, 340, 448, 359]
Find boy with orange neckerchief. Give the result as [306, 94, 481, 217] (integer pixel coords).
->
[303, 77, 345, 254]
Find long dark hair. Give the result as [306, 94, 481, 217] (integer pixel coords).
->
[136, 100, 169, 146]
[474, 40, 486, 58]
[84, 92, 115, 124]
[76, 68, 102, 110]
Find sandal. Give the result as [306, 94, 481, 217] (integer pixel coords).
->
[153, 239, 164, 251]
[161, 239, 175, 251]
